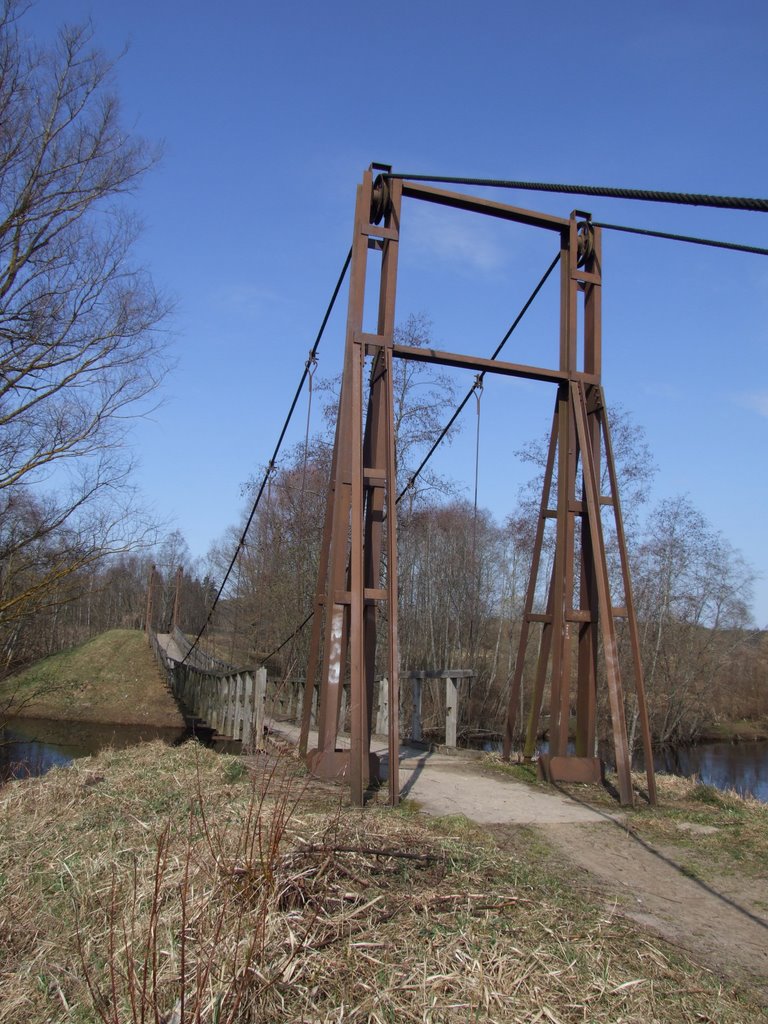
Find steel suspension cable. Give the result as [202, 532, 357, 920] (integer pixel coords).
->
[385, 173, 768, 214]
[397, 251, 561, 503]
[594, 221, 768, 256]
[181, 246, 353, 666]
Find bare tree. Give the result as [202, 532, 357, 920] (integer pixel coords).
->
[0, 3, 169, 673]
[632, 495, 756, 744]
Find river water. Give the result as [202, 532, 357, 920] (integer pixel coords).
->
[0, 717, 188, 781]
[649, 740, 768, 802]
[2, 717, 767, 802]
[484, 735, 768, 803]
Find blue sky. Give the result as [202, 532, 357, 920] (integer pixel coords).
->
[26, 0, 768, 624]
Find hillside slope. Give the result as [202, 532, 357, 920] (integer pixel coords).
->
[3, 629, 185, 727]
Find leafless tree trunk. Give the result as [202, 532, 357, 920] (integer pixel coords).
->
[0, 3, 169, 685]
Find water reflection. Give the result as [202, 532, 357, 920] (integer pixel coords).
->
[485, 737, 768, 803]
[648, 741, 768, 802]
[0, 717, 188, 782]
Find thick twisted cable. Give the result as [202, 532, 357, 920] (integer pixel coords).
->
[386, 174, 768, 214]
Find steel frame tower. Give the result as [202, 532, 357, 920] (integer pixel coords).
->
[300, 166, 656, 808]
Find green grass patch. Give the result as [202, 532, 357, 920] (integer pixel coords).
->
[616, 774, 768, 882]
[481, 751, 542, 784]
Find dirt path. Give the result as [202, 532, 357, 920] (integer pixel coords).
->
[398, 752, 613, 824]
[155, 632, 188, 662]
[270, 723, 768, 998]
[397, 753, 768, 999]
[542, 820, 768, 999]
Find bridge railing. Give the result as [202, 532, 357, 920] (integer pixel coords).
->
[147, 628, 267, 749]
[170, 626, 237, 673]
[170, 662, 267, 749]
[148, 628, 175, 687]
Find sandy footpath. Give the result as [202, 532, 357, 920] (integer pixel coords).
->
[396, 751, 612, 824]
[395, 748, 768, 1000]
[272, 721, 768, 1000]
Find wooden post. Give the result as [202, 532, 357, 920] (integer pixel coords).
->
[445, 675, 459, 748]
[252, 667, 267, 751]
[411, 677, 423, 743]
[242, 673, 254, 747]
[233, 673, 243, 740]
[376, 677, 389, 735]
[226, 675, 237, 738]
[144, 564, 156, 635]
[293, 679, 303, 724]
[171, 566, 183, 632]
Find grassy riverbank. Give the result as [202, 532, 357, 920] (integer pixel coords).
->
[698, 717, 768, 742]
[0, 740, 765, 1023]
[1, 629, 184, 728]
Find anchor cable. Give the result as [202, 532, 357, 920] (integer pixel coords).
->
[181, 246, 353, 666]
[262, 611, 315, 663]
[594, 221, 768, 256]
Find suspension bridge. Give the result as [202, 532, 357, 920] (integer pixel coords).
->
[144, 166, 768, 808]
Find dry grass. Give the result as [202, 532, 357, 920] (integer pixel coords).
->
[0, 741, 763, 1023]
[625, 775, 768, 882]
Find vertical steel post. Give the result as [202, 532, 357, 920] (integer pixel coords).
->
[576, 226, 601, 758]
[600, 390, 658, 804]
[305, 168, 402, 805]
[502, 215, 651, 804]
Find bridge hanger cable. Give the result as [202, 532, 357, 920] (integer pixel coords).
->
[300, 352, 318, 499]
[384, 173, 768, 214]
[468, 374, 483, 650]
[471, 374, 483, 555]
[181, 246, 353, 666]
[265, 250, 561, 660]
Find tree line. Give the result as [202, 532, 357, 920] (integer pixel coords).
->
[212, 464, 766, 750]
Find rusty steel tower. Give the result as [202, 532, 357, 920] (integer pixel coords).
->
[299, 165, 656, 808]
